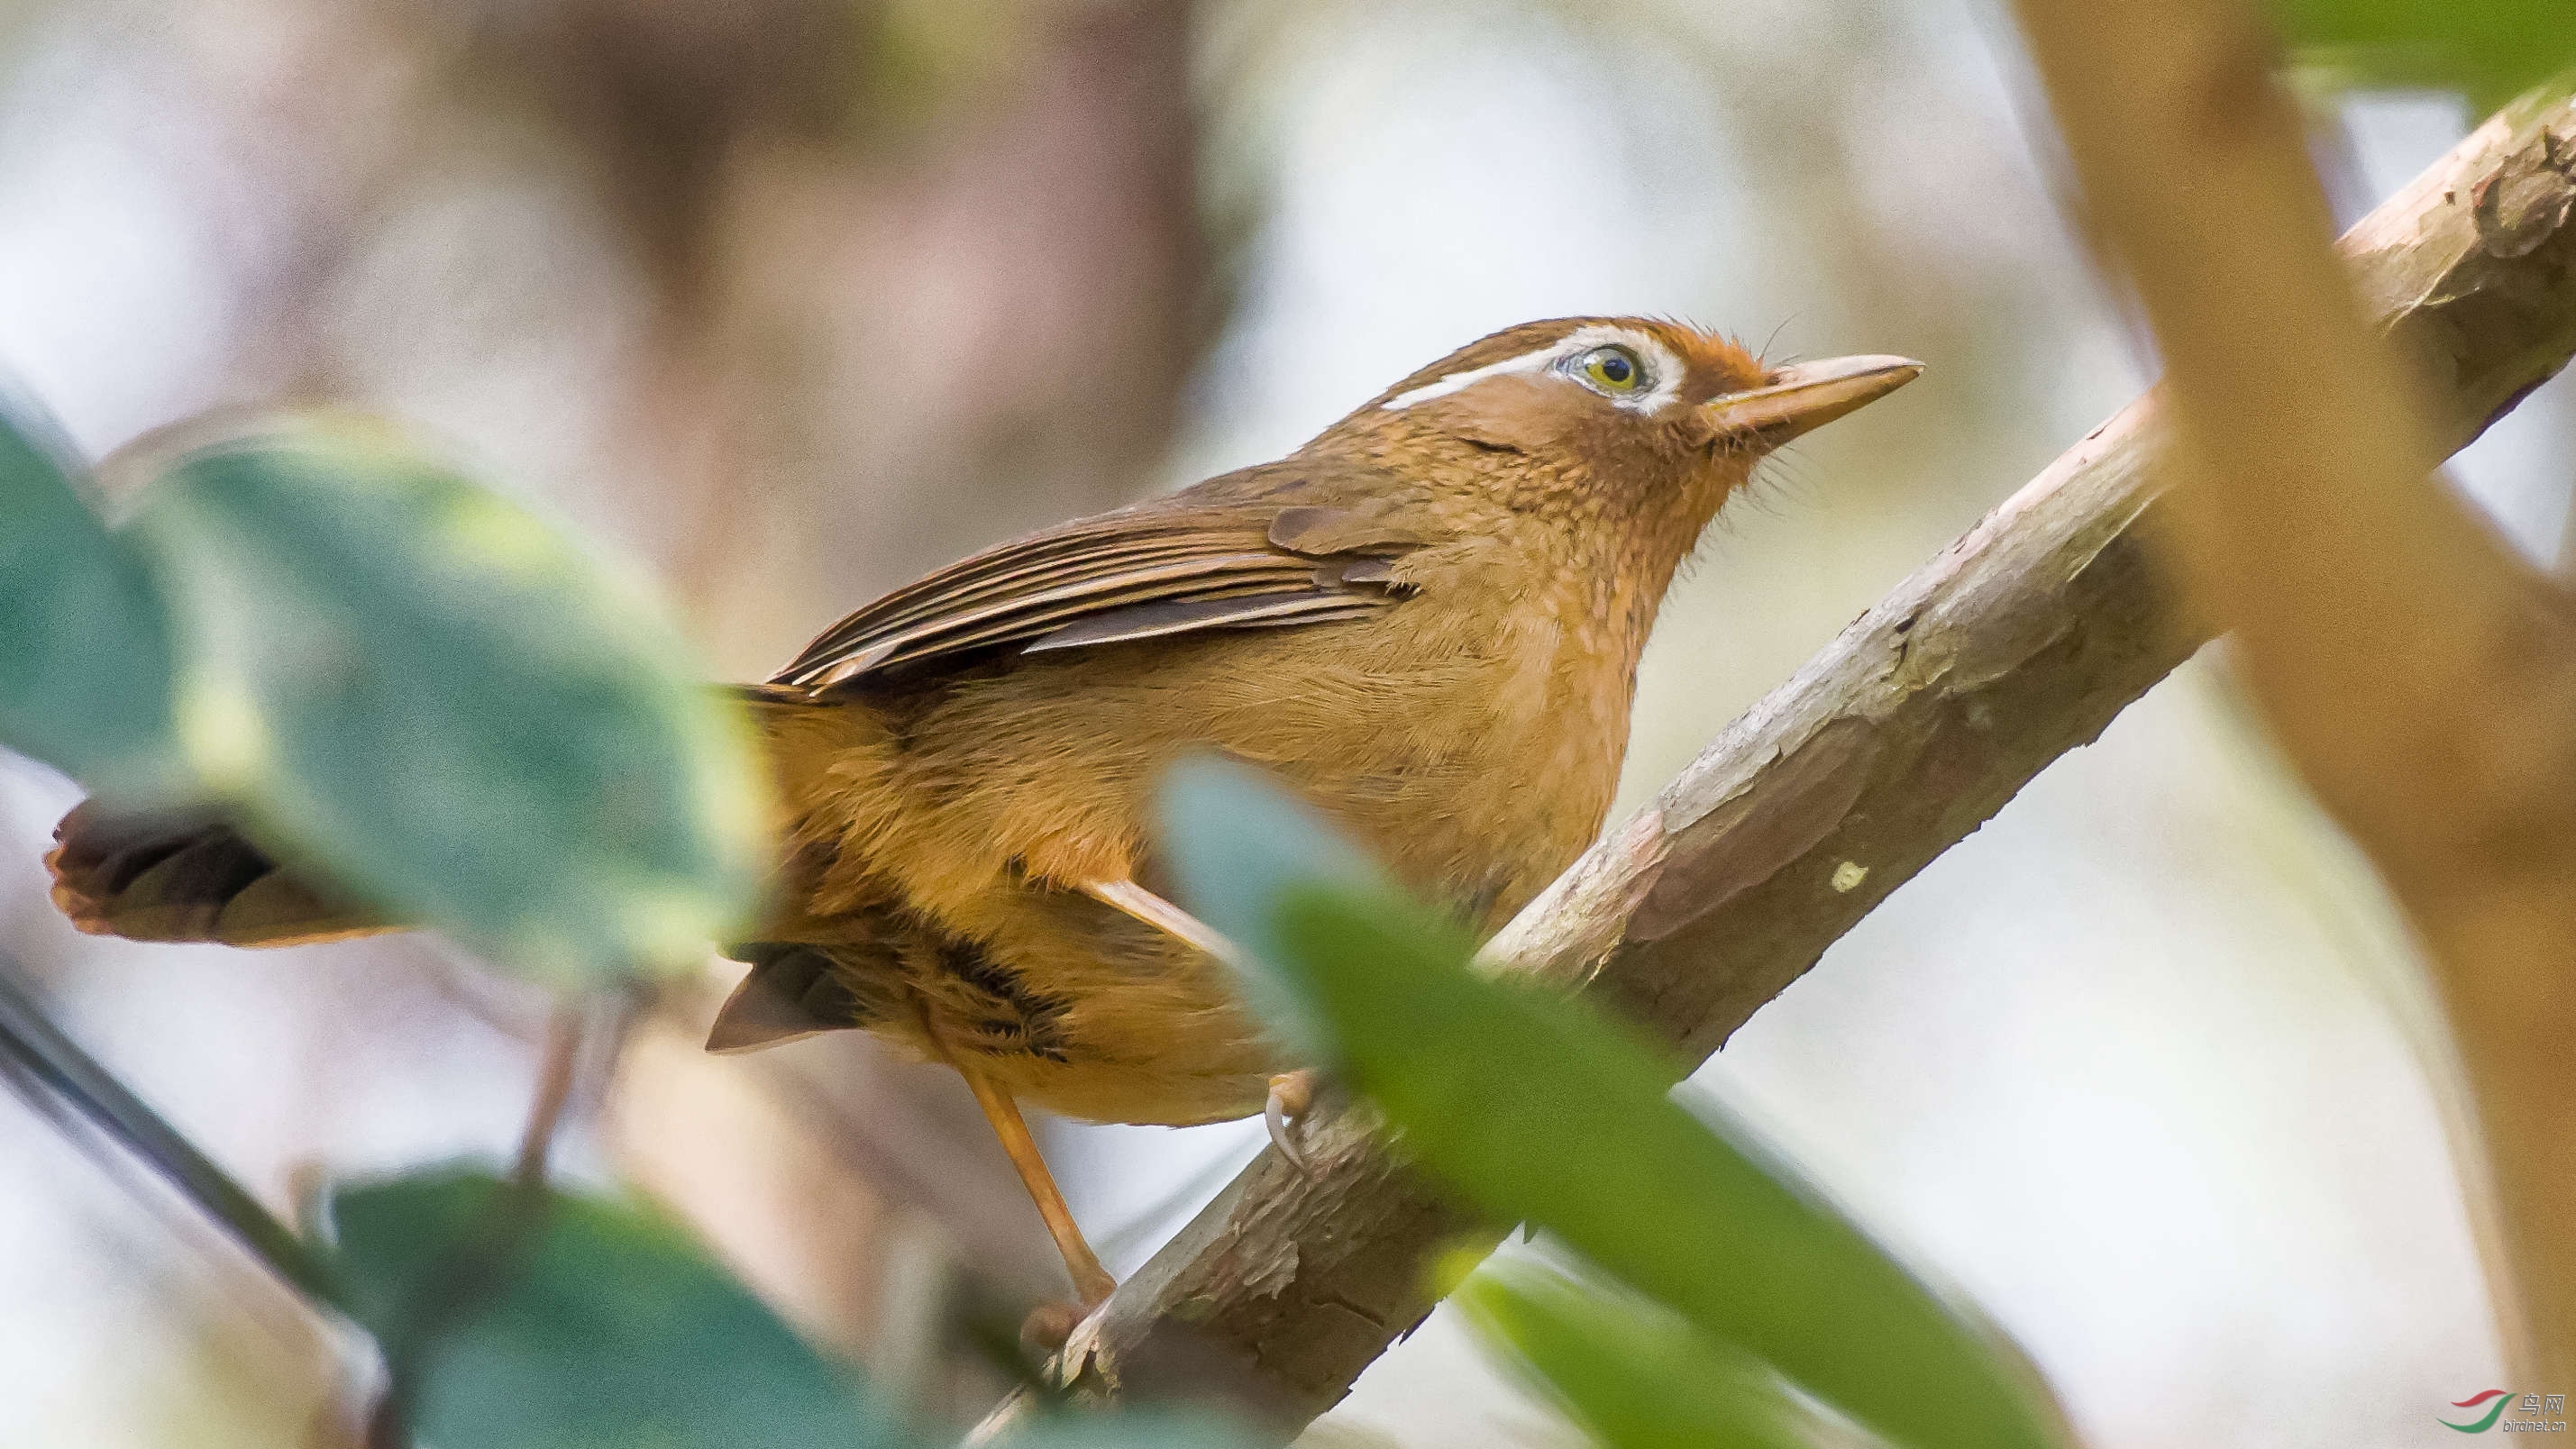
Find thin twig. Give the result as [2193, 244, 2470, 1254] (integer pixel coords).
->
[0, 952, 342, 1307]
[514, 1004, 585, 1183]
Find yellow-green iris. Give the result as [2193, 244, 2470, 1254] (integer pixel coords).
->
[1576, 344, 1646, 394]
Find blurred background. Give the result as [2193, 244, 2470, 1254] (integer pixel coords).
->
[0, 0, 2564, 1444]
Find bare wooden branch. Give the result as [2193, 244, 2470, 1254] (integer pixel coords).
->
[989, 91, 2576, 1438]
[2007, 0, 2576, 1381]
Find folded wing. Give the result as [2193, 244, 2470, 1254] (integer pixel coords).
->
[772, 489, 1428, 692]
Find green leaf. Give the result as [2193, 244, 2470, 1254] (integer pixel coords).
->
[2271, 0, 2576, 106]
[1452, 1257, 1847, 1449]
[1142, 759, 1382, 1063]
[329, 1169, 903, 1449]
[0, 386, 179, 789]
[121, 416, 769, 981]
[1153, 760, 2066, 1449]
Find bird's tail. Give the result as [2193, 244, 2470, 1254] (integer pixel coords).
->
[45, 683, 836, 949]
[45, 802, 387, 948]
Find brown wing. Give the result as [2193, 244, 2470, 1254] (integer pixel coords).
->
[772, 480, 1431, 691]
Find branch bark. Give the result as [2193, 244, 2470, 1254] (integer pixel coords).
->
[2007, 3, 2576, 1382]
[987, 89, 2576, 1438]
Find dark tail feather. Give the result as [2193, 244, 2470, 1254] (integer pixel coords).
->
[47, 685, 818, 951]
[46, 802, 389, 947]
[706, 943, 867, 1053]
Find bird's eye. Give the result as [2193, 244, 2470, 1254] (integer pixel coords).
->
[1574, 344, 1648, 395]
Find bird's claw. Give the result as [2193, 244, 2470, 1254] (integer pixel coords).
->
[1019, 1299, 1086, 1356]
[1265, 1070, 1318, 1177]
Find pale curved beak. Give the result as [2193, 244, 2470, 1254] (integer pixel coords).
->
[1705, 353, 1923, 445]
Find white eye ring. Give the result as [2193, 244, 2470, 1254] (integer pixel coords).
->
[1566, 344, 1650, 396]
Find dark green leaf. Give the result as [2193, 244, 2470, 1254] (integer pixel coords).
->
[2272, 0, 2576, 107]
[1453, 1257, 1845, 1449]
[122, 417, 768, 980]
[330, 1169, 902, 1449]
[1154, 760, 2067, 1449]
[0, 386, 178, 789]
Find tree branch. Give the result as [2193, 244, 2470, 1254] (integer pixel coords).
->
[0, 952, 341, 1308]
[2007, 0, 2576, 1381]
[990, 89, 2576, 1438]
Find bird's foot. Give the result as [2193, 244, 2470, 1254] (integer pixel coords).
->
[1018, 1261, 1115, 1357]
[1019, 1299, 1088, 1357]
[1265, 1070, 1320, 1176]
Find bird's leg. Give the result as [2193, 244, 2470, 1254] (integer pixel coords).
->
[909, 998, 1114, 1308]
[1082, 877, 1242, 965]
[1082, 878, 1321, 1173]
[957, 1061, 1117, 1308]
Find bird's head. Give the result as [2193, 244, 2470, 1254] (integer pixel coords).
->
[1335, 316, 1921, 541]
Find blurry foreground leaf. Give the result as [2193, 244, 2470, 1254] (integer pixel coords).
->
[122, 417, 769, 981]
[332, 1169, 900, 1449]
[2272, 0, 2576, 106]
[1139, 757, 1380, 1062]
[1154, 760, 2065, 1449]
[0, 387, 178, 788]
[1454, 1256, 1856, 1449]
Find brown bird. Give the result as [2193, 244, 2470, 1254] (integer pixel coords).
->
[44, 317, 1918, 1308]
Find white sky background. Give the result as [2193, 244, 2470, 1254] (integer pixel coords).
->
[0, 0, 2565, 1445]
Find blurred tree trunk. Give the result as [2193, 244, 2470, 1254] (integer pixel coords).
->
[2010, 0, 2576, 1384]
[403, 0, 1211, 669]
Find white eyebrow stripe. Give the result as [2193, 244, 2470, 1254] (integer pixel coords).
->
[1379, 324, 1689, 415]
[1380, 344, 1565, 410]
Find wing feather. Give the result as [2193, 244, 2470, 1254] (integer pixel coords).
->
[856, 563, 1317, 670]
[1024, 593, 1384, 653]
[774, 481, 1428, 690]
